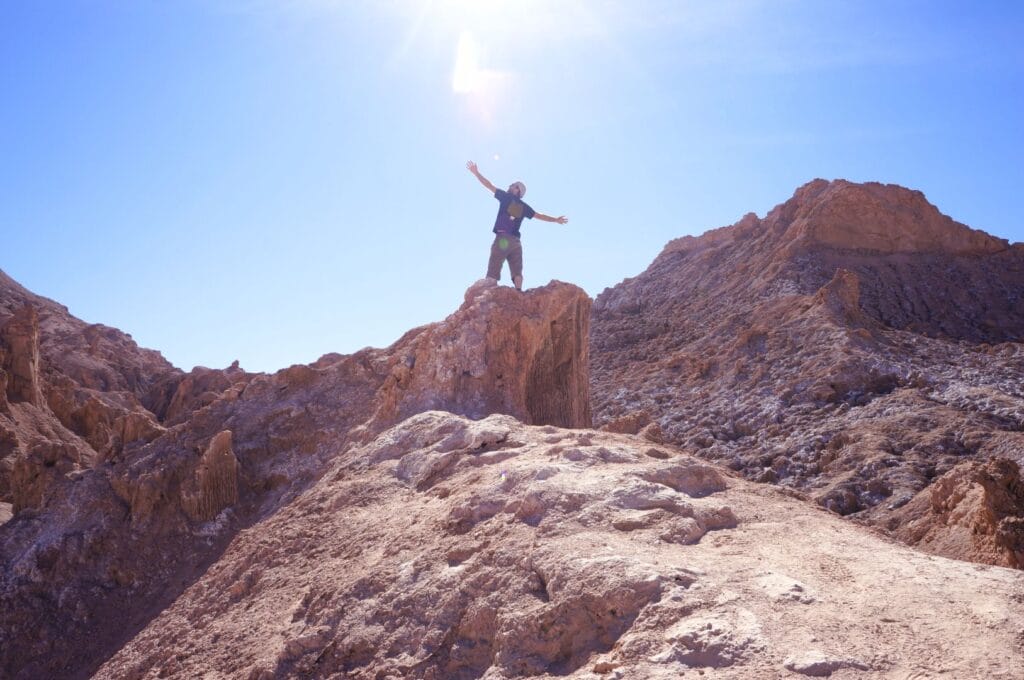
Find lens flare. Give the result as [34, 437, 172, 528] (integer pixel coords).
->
[452, 31, 484, 93]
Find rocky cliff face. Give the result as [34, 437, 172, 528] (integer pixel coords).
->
[0, 269, 251, 517]
[0, 276, 592, 679]
[591, 179, 1024, 565]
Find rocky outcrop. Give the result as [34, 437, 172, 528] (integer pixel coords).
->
[0, 269, 257, 522]
[92, 412, 1024, 680]
[366, 279, 592, 432]
[889, 457, 1024, 568]
[181, 430, 239, 522]
[0, 304, 44, 407]
[785, 179, 1007, 256]
[0, 277, 593, 678]
[591, 179, 1024, 545]
[162, 363, 250, 425]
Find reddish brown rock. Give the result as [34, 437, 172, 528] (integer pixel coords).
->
[0, 304, 44, 407]
[106, 410, 166, 461]
[162, 363, 250, 426]
[600, 410, 652, 435]
[10, 439, 87, 513]
[0, 269, 256, 524]
[890, 457, 1024, 568]
[0, 369, 8, 415]
[785, 179, 1007, 256]
[366, 279, 592, 433]
[591, 179, 1024, 538]
[0, 277, 593, 678]
[180, 430, 239, 522]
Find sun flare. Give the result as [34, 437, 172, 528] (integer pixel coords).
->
[452, 31, 485, 93]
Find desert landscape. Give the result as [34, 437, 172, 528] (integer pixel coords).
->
[2, 180, 1023, 679]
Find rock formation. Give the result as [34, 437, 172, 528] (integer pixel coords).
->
[0, 268, 253, 518]
[0, 275, 592, 678]
[91, 413, 1024, 679]
[0, 304, 44, 407]
[591, 179, 1024, 565]
[180, 430, 239, 522]
[890, 457, 1024, 568]
[2, 178, 1024, 678]
[366, 278, 592, 432]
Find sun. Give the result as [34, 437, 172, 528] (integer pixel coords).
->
[436, 0, 522, 26]
[391, 0, 606, 115]
[452, 31, 486, 93]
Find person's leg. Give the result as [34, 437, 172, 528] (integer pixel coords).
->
[486, 235, 506, 280]
[508, 237, 524, 290]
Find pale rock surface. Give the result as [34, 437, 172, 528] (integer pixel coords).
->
[93, 412, 1024, 680]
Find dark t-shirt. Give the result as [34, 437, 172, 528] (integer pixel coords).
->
[492, 189, 536, 238]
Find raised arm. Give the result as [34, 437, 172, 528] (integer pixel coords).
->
[466, 161, 496, 193]
[535, 212, 569, 225]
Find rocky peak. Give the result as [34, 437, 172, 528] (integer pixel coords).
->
[654, 179, 1010, 266]
[775, 179, 1009, 256]
[591, 180, 1024, 563]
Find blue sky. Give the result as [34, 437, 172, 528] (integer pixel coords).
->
[2, 1, 1022, 373]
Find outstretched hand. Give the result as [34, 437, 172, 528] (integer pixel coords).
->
[555, 216, 569, 225]
[466, 160, 478, 173]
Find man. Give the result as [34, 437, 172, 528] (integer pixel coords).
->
[467, 160, 568, 291]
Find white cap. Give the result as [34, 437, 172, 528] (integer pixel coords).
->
[509, 181, 526, 198]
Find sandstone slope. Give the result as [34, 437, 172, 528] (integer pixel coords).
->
[590, 180, 1024, 566]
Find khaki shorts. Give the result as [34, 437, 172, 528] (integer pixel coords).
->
[486, 233, 523, 281]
